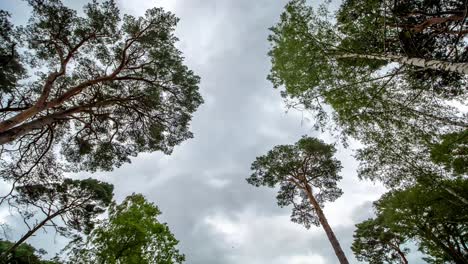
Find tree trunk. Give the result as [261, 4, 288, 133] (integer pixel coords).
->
[336, 53, 468, 75]
[443, 186, 468, 205]
[0, 72, 117, 135]
[392, 244, 409, 264]
[399, 250, 409, 264]
[0, 106, 84, 145]
[304, 184, 349, 264]
[1, 210, 62, 262]
[420, 226, 468, 264]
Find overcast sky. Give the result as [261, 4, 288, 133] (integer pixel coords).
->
[0, 0, 426, 263]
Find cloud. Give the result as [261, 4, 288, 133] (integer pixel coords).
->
[0, 0, 404, 263]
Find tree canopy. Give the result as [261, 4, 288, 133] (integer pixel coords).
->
[352, 217, 409, 264]
[247, 136, 349, 263]
[0, 0, 467, 262]
[353, 178, 468, 263]
[267, 0, 468, 261]
[0, 10, 24, 93]
[1, 178, 114, 260]
[0, 0, 203, 192]
[0, 0, 199, 261]
[248, 136, 342, 228]
[66, 194, 184, 264]
[267, 0, 467, 190]
[0, 240, 59, 264]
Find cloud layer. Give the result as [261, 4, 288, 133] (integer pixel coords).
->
[0, 0, 395, 263]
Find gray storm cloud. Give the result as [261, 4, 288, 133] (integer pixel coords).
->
[0, 0, 391, 263]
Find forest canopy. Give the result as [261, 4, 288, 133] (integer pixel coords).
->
[1, 0, 467, 263]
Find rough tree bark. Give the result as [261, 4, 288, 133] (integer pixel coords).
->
[304, 184, 349, 264]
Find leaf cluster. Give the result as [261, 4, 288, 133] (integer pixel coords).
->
[353, 178, 468, 263]
[67, 194, 184, 264]
[248, 136, 343, 228]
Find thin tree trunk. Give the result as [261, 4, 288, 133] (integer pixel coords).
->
[1, 210, 62, 262]
[304, 184, 349, 264]
[336, 53, 468, 75]
[443, 186, 468, 205]
[391, 244, 409, 264]
[399, 250, 409, 264]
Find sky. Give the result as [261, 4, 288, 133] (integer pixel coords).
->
[0, 0, 424, 263]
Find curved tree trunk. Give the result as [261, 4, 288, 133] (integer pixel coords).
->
[336, 53, 468, 75]
[304, 184, 349, 264]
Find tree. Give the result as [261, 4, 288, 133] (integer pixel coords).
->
[352, 217, 409, 264]
[430, 130, 468, 176]
[378, 179, 468, 264]
[0, 10, 24, 93]
[337, 0, 468, 62]
[66, 194, 184, 264]
[0, 240, 59, 264]
[353, 178, 468, 263]
[247, 136, 349, 264]
[267, 0, 467, 191]
[1, 178, 113, 261]
[0, 0, 203, 199]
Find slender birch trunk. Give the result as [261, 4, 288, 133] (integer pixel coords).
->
[443, 186, 468, 205]
[336, 53, 468, 75]
[304, 184, 349, 264]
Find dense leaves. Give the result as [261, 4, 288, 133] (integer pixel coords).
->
[352, 217, 409, 264]
[0, 11, 24, 93]
[353, 178, 468, 263]
[248, 137, 342, 228]
[268, 1, 468, 261]
[66, 194, 184, 264]
[267, 0, 467, 189]
[248, 136, 349, 263]
[16, 178, 113, 233]
[430, 130, 468, 175]
[337, 0, 468, 60]
[0, 1, 199, 260]
[0, 0, 203, 192]
[0, 178, 113, 260]
[0, 240, 59, 264]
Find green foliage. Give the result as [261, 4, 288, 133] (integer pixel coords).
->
[353, 179, 468, 263]
[336, 0, 387, 55]
[247, 136, 342, 228]
[0, 240, 59, 264]
[269, 2, 468, 261]
[267, 0, 467, 189]
[0, 177, 113, 261]
[352, 217, 409, 264]
[67, 194, 184, 264]
[15, 178, 114, 236]
[0, 0, 203, 189]
[430, 130, 468, 175]
[267, 0, 336, 96]
[0, 11, 24, 93]
[0, 1, 199, 260]
[337, 0, 467, 97]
